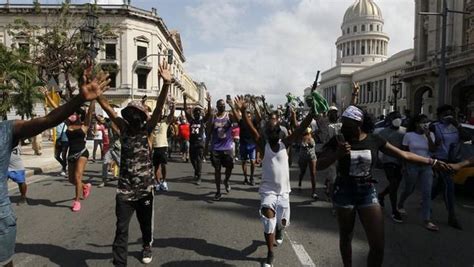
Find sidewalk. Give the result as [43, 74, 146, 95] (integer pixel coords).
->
[7, 140, 95, 189]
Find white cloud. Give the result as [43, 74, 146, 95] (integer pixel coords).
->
[185, 0, 414, 104]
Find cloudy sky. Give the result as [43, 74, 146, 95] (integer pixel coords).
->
[7, 0, 415, 104]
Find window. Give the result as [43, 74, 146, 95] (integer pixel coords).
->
[109, 72, 117, 88]
[137, 46, 147, 61]
[352, 46, 355, 55]
[347, 47, 350, 56]
[137, 73, 147, 89]
[361, 45, 365, 55]
[18, 43, 29, 54]
[105, 44, 116, 60]
[347, 27, 350, 34]
[370, 24, 373, 31]
[376, 25, 380, 31]
[361, 25, 366, 31]
[353, 26, 357, 32]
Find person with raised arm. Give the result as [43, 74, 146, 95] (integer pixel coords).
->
[316, 105, 452, 267]
[96, 60, 172, 266]
[184, 92, 211, 185]
[0, 65, 110, 267]
[234, 95, 315, 267]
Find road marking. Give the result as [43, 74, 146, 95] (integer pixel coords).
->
[285, 232, 316, 267]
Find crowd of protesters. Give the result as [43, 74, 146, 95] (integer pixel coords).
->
[1, 60, 474, 267]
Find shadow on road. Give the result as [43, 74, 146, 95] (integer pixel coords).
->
[161, 259, 235, 267]
[16, 243, 112, 266]
[154, 238, 265, 263]
[9, 195, 71, 209]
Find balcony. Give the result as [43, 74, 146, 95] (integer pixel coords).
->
[134, 60, 152, 72]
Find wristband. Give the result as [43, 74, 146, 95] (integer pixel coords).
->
[431, 159, 438, 167]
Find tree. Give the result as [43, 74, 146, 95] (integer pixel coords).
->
[0, 44, 43, 120]
[7, 2, 113, 100]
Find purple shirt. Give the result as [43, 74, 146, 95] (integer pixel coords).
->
[212, 113, 233, 151]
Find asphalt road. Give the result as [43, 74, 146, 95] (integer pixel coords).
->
[7, 154, 474, 267]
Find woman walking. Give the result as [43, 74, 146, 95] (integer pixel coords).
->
[298, 128, 318, 200]
[66, 101, 95, 212]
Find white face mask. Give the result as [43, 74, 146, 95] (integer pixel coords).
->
[420, 123, 430, 130]
[391, 118, 402, 128]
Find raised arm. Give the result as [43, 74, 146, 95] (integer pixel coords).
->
[234, 95, 260, 144]
[350, 82, 360, 105]
[251, 97, 262, 124]
[83, 100, 95, 130]
[203, 92, 212, 123]
[167, 99, 176, 124]
[183, 93, 193, 122]
[147, 60, 173, 133]
[13, 69, 110, 140]
[282, 111, 314, 147]
[227, 95, 242, 123]
[39, 87, 59, 109]
[261, 95, 271, 116]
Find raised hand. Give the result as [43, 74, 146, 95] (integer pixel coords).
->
[352, 82, 360, 96]
[205, 92, 211, 102]
[80, 69, 111, 101]
[158, 59, 173, 85]
[38, 86, 48, 95]
[233, 95, 247, 111]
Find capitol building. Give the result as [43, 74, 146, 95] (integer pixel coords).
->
[318, 0, 474, 121]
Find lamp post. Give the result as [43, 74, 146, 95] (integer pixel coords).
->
[80, 4, 100, 60]
[391, 75, 402, 111]
[130, 49, 174, 100]
[419, 1, 470, 106]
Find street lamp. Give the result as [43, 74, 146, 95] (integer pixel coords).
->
[80, 4, 101, 59]
[391, 75, 402, 111]
[419, 1, 470, 106]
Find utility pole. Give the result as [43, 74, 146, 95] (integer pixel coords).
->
[419, 0, 470, 107]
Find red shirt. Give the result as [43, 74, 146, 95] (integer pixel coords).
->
[178, 123, 190, 141]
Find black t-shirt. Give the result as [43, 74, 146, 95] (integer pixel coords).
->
[189, 117, 206, 147]
[239, 119, 256, 145]
[325, 134, 387, 181]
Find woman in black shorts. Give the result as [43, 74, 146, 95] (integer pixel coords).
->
[66, 102, 95, 212]
[317, 105, 451, 267]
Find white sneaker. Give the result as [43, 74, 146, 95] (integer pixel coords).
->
[142, 247, 153, 264]
[398, 208, 407, 215]
[60, 171, 66, 177]
[160, 181, 169, 191]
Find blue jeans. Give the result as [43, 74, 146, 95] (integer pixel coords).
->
[398, 164, 433, 221]
[432, 168, 456, 218]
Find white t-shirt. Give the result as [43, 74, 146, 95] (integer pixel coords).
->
[259, 141, 291, 195]
[402, 132, 435, 158]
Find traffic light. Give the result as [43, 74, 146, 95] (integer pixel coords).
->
[167, 49, 173, 64]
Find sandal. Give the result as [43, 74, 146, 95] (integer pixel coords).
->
[424, 221, 439, 232]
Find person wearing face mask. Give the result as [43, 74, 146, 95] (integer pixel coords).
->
[377, 112, 406, 223]
[66, 102, 95, 212]
[429, 105, 463, 230]
[97, 60, 172, 266]
[317, 105, 452, 267]
[397, 115, 438, 231]
[209, 98, 238, 201]
[184, 93, 212, 185]
[234, 95, 315, 267]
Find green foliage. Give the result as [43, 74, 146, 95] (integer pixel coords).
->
[0, 44, 43, 119]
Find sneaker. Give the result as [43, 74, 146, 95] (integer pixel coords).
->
[311, 193, 320, 201]
[224, 180, 231, 193]
[378, 194, 385, 208]
[249, 178, 255, 186]
[214, 193, 222, 201]
[391, 213, 403, 223]
[243, 179, 249, 185]
[160, 181, 169, 192]
[154, 183, 161, 193]
[98, 182, 105, 188]
[275, 228, 284, 245]
[195, 177, 201, 185]
[424, 221, 439, 232]
[82, 183, 92, 199]
[448, 217, 463, 230]
[60, 171, 67, 177]
[398, 208, 407, 215]
[71, 201, 81, 212]
[18, 197, 28, 206]
[142, 246, 153, 264]
[264, 251, 274, 267]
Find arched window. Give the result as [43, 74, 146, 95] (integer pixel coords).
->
[370, 24, 373, 31]
[376, 25, 380, 31]
[347, 27, 350, 34]
[353, 26, 357, 32]
[361, 25, 366, 31]
[361, 45, 365, 55]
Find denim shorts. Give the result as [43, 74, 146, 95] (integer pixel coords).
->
[333, 180, 379, 209]
[0, 205, 17, 265]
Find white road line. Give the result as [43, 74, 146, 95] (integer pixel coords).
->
[285, 231, 316, 267]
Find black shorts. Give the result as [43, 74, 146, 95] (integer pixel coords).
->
[211, 150, 234, 169]
[67, 149, 89, 163]
[152, 147, 168, 166]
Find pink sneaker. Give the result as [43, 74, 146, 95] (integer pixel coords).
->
[71, 201, 81, 212]
[82, 183, 92, 199]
